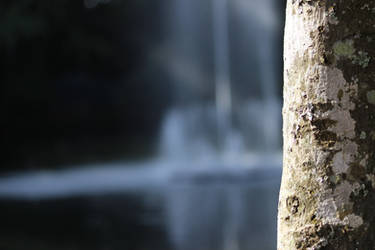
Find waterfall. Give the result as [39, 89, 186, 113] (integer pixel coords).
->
[212, 0, 232, 150]
[159, 0, 281, 161]
[254, 32, 281, 152]
[0, 1, 283, 250]
[230, 0, 281, 152]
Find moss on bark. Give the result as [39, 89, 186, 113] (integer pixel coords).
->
[279, 0, 375, 249]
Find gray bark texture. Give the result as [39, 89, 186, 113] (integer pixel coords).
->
[278, 0, 375, 249]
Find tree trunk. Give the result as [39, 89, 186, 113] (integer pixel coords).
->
[278, 0, 375, 249]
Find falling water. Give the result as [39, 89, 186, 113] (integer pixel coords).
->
[254, 32, 281, 152]
[160, 1, 282, 248]
[212, 0, 233, 150]
[0, 1, 283, 250]
[160, 0, 281, 160]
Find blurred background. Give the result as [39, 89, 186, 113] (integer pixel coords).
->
[0, 0, 285, 249]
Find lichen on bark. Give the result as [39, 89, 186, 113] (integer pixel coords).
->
[278, 0, 375, 249]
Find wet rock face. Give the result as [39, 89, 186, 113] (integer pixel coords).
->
[279, 0, 375, 249]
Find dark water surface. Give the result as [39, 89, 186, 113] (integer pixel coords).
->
[0, 164, 281, 250]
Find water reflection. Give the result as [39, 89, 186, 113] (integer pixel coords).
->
[0, 162, 281, 250]
[166, 169, 280, 250]
[0, 0, 283, 249]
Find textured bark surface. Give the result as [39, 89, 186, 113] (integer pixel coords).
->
[278, 0, 375, 249]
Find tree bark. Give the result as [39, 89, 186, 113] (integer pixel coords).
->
[278, 0, 375, 249]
